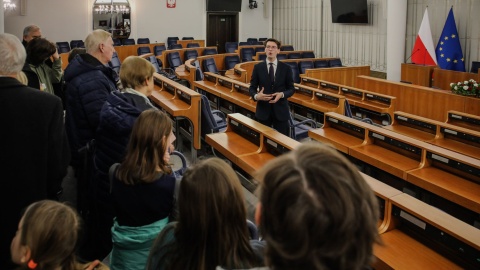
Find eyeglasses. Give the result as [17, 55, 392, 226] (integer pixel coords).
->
[266, 46, 278, 50]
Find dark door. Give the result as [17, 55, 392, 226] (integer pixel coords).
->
[207, 12, 238, 54]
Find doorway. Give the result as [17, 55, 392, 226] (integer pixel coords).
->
[207, 12, 239, 54]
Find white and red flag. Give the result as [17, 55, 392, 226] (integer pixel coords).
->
[411, 8, 437, 65]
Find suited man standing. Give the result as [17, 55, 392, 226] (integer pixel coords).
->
[249, 38, 294, 136]
[0, 33, 70, 269]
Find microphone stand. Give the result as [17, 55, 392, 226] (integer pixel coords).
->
[423, 48, 426, 66]
[405, 48, 421, 64]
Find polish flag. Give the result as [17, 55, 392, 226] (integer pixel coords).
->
[411, 8, 437, 65]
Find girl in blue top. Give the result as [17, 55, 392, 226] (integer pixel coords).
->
[109, 109, 177, 270]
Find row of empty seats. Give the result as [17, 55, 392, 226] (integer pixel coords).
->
[239, 48, 313, 62]
[113, 37, 150, 46]
[56, 40, 85, 53]
[225, 42, 295, 54]
[286, 59, 343, 83]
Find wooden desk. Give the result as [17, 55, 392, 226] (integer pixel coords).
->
[383, 111, 441, 141]
[361, 172, 402, 233]
[302, 65, 370, 87]
[206, 113, 300, 178]
[193, 72, 256, 116]
[384, 111, 480, 159]
[400, 63, 436, 87]
[446, 110, 480, 132]
[349, 124, 426, 179]
[430, 123, 480, 159]
[406, 143, 480, 213]
[291, 84, 345, 125]
[149, 73, 201, 162]
[205, 113, 272, 175]
[312, 112, 480, 217]
[308, 113, 369, 154]
[373, 193, 480, 269]
[310, 79, 396, 125]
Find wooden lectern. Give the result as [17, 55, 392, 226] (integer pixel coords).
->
[400, 63, 436, 87]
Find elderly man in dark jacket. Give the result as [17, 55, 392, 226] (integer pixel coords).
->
[0, 33, 70, 270]
[64, 29, 117, 168]
[64, 29, 117, 261]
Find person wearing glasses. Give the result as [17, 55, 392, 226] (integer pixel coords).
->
[248, 38, 294, 136]
[22, 25, 42, 47]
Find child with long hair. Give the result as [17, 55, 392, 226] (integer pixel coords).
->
[146, 157, 265, 270]
[254, 142, 380, 270]
[10, 200, 108, 270]
[109, 109, 177, 270]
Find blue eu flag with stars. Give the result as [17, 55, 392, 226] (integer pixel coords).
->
[435, 7, 465, 72]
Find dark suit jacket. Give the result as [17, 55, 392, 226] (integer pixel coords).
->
[249, 60, 294, 122]
[0, 77, 70, 269]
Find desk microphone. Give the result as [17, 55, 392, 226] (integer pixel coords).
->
[405, 48, 421, 64]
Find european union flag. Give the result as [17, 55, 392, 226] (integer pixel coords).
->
[435, 7, 465, 72]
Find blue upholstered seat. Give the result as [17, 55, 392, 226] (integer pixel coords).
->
[137, 46, 151, 56]
[225, 42, 238, 53]
[224, 55, 241, 70]
[122, 39, 135, 45]
[202, 48, 218, 56]
[137, 38, 150, 44]
[184, 49, 198, 60]
[56, 42, 71, 54]
[167, 51, 182, 69]
[298, 60, 314, 74]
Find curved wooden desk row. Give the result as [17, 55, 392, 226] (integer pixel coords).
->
[356, 75, 480, 121]
[206, 113, 480, 269]
[300, 65, 371, 88]
[300, 77, 396, 126]
[148, 73, 201, 162]
[308, 112, 480, 215]
[192, 72, 345, 125]
[385, 111, 480, 160]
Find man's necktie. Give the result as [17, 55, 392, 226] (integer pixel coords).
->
[269, 63, 274, 84]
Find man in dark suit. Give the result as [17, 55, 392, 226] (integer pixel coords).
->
[0, 33, 70, 269]
[249, 38, 294, 136]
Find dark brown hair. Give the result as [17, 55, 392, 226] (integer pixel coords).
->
[26, 38, 56, 66]
[149, 158, 260, 270]
[255, 142, 380, 270]
[116, 109, 173, 185]
[264, 38, 281, 48]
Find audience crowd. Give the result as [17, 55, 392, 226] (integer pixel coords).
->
[0, 25, 381, 270]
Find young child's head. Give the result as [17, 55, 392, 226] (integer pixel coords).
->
[255, 142, 380, 270]
[117, 109, 175, 185]
[10, 200, 80, 270]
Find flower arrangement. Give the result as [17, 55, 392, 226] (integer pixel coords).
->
[450, 79, 478, 97]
